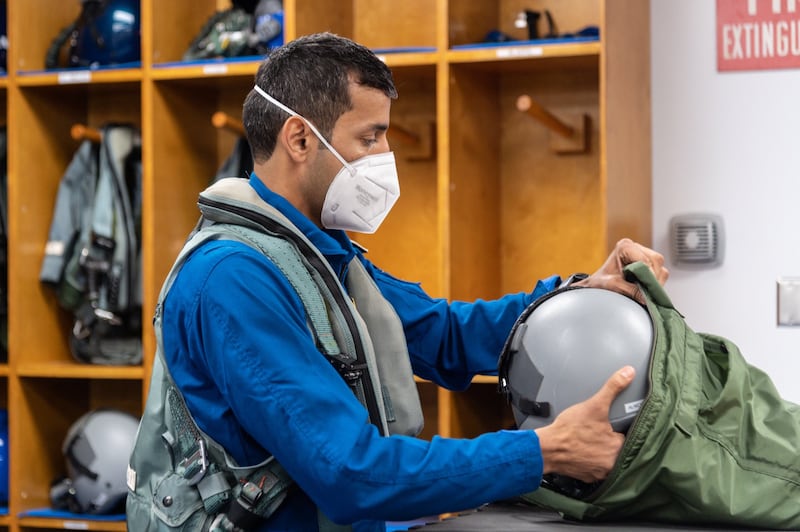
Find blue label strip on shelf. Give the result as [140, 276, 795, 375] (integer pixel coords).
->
[19, 508, 125, 521]
[18, 61, 142, 76]
[451, 35, 599, 50]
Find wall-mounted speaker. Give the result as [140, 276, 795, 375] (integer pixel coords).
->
[669, 213, 725, 269]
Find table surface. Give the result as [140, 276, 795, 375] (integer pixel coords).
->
[387, 501, 786, 531]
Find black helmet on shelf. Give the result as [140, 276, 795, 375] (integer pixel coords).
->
[45, 0, 141, 70]
[499, 286, 652, 434]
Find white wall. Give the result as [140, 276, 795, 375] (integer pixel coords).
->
[651, 0, 800, 401]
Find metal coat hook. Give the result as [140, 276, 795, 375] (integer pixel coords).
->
[516, 94, 589, 154]
[71, 123, 102, 143]
[212, 111, 245, 137]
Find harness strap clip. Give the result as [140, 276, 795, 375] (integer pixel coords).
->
[206, 513, 237, 532]
[72, 320, 92, 340]
[93, 307, 122, 325]
[180, 439, 209, 486]
[239, 481, 263, 507]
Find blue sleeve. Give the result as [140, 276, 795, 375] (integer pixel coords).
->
[363, 259, 559, 390]
[164, 242, 546, 524]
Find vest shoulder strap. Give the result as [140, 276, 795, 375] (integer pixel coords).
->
[215, 223, 341, 357]
[196, 178, 389, 434]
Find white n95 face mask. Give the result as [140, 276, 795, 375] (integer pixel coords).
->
[253, 85, 400, 234]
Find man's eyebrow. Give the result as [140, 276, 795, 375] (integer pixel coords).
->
[356, 123, 388, 136]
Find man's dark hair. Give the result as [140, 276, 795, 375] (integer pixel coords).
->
[243, 32, 398, 163]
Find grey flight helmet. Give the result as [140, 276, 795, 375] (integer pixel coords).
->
[50, 408, 140, 514]
[499, 285, 652, 433]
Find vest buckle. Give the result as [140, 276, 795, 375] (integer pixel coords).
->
[180, 438, 209, 486]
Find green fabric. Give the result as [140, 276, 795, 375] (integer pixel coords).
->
[520, 261, 800, 529]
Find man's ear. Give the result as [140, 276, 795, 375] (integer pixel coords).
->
[280, 116, 314, 162]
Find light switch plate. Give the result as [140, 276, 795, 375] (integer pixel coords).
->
[777, 278, 800, 326]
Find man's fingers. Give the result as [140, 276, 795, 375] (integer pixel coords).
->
[629, 283, 644, 305]
[615, 238, 670, 286]
[590, 366, 636, 411]
[598, 279, 645, 305]
[656, 265, 670, 284]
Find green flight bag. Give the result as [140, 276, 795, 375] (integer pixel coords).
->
[520, 261, 800, 529]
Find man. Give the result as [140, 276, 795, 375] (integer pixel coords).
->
[126, 32, 668, 531]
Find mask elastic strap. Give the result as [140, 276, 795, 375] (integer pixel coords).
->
[253, 85, 354, 174]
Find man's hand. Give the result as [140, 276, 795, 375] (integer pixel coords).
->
[534, 366, 635, 483]
[576, 238, 669, 304]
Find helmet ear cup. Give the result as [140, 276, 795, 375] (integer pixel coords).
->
[501, 287, 652, 433]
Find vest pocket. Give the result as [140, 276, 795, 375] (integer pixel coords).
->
[151, 472, 207, 528]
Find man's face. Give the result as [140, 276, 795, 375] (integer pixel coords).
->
[306, 81, 392, 216]
[327, 81, 392, 163]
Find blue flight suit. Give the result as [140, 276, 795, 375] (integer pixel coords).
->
[161, 175, 559, 531]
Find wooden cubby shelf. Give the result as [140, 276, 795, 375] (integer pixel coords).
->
[446, 40, 601, 64]
[14, 69, 143, 87]
[150, 60, 261, 81]
[1, 0, 651, 529]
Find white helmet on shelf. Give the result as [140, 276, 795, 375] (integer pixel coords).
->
[50, 408, 140, 514]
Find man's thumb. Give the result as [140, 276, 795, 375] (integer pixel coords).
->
[592, 365, 636, 410]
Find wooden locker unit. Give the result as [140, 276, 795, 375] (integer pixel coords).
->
[439, 0, 650, 440]
[1, 0, 650, 529]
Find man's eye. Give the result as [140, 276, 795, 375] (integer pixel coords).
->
[363, 138, 378, 147]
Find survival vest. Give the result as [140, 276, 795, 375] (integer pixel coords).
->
[517, 262, 800, 529]
[126, 177, 423, 531]
[40, 124, 142, 365]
